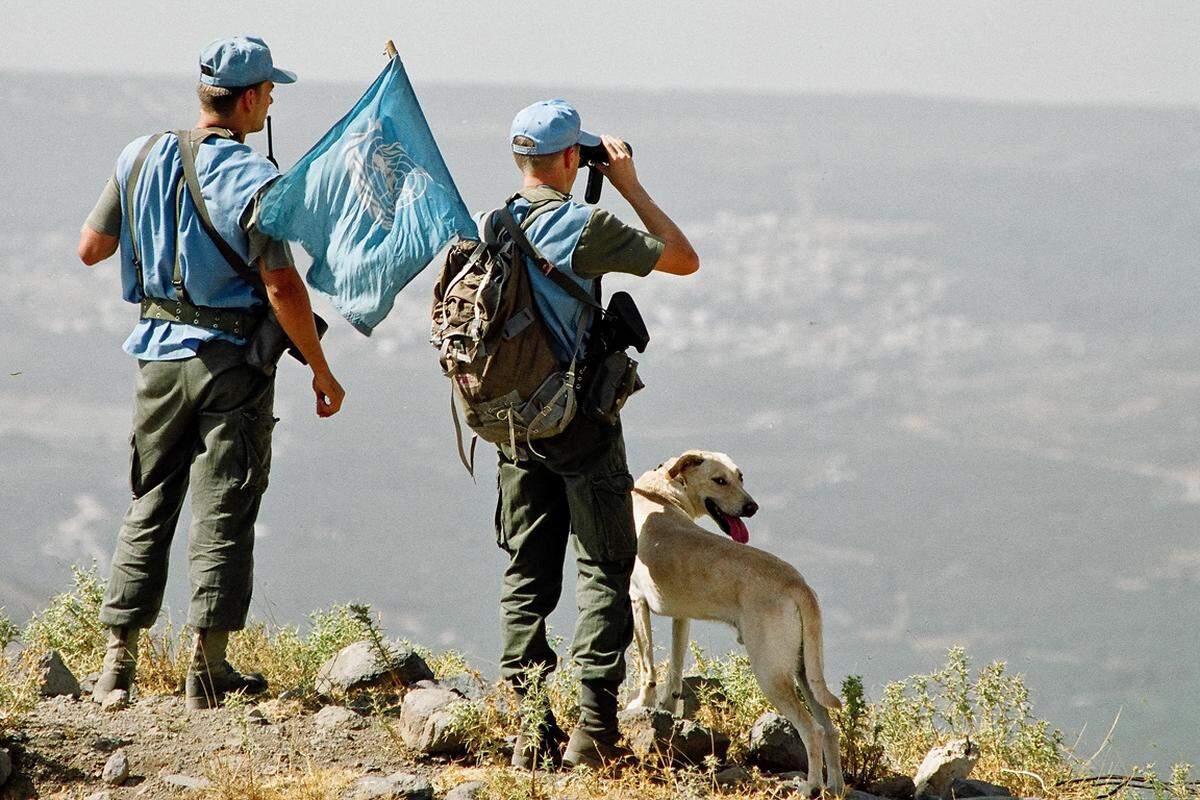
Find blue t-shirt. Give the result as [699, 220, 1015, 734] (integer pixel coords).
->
[110, 130, 281, 360]
[505, 185, 663, 363]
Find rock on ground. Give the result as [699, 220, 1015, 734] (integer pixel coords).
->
[747, 711, 808, 773]
[868, 774, 917, 799]
[951, 778, 1013, 798]
[715, 765, 751, 787]
[398, 686, 467, 755]
[0, 746, 11, 786]
[678, 675, 725, 718]
[161, 772, 213, 790]
[343, 771, 433, 800]
[913, 738, 980, 798]
[316, 640, 434, 695]
[620, 707, 675, 760]
[618, 707, 728, 766]
[101, 689, 130, 712]
[85, 792, 114, 800]
[437, 672, 489, 701]
[102, 749, 129, 786]
[37, 650, 81, 697]
[315, 704, 367, 731]
[671, 718, 730, 766]
[444, 780, 486, 800]
[844, 791, 889, 800]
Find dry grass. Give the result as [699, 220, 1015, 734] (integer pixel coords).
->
[5, 573, 1199, 800]
[202, 757, 357, 800]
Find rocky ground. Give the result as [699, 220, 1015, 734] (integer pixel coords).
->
[2, 692, 443, 799]
[0, 640, 1026, 800]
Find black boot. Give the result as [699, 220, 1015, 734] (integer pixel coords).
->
[511, 706, 569, 770]
[563, 679, 634, 769]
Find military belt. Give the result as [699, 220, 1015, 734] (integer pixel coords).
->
[140, 297, 263, 338]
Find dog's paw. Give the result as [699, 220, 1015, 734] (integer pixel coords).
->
[787, 778, 820, 798]
[624, 691, 653, 712]
[652, 697, 679, 715]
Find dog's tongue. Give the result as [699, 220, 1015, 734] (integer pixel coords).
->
[724, 515, 750, 544]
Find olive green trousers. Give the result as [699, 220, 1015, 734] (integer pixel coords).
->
[495, 415, 637, 730]
[100, 341, 275, 632]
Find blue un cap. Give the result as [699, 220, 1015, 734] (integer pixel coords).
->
[199, 36, 297, 88]
[510, 100, 600, 155]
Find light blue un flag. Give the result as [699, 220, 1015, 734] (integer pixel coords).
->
[259, 56, 474, 334]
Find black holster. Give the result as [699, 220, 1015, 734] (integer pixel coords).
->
[245, 308, 328, 376]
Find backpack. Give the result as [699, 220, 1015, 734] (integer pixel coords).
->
[430, 196, 602, 473]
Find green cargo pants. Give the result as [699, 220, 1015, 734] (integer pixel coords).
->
[495, 414, 637, 731]
[100, 340, 275, 632]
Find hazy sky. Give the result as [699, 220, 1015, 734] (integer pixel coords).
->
[5, 1, 1197, 107]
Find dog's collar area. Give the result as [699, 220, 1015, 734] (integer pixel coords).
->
[632, 485, 686, 512]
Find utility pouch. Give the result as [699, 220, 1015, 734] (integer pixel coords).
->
[581, 350, 644, 425]
[245, 307, 330, 375]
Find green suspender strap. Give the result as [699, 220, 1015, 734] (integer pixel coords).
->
[124, 133, 165, 296]
[134, 129, 263, 338]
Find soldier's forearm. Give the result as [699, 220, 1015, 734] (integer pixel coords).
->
[261, 267, 331, 376]
[621, 186, 699, 276]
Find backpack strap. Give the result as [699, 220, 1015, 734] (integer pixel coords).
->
[448, 383, 478, 478]
[123, 133, 166, 296]
[174, 128, 267, 299]
[494, 203, 603, 311]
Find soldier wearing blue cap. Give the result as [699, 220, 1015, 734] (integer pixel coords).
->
[77, 36, 345, 710]
[493, 99, 699, 769]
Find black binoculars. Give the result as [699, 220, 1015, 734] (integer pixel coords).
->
[579, 140, 633, 204]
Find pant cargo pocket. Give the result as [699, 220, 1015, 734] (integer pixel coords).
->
[571, 470, 637, 562]
[238, 409, 276, 494]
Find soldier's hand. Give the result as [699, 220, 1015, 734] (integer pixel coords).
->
[595, 134, 640, 197]
[312, 370, 345, 417]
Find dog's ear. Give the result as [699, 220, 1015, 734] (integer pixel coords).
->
[667, 451, 706, 479]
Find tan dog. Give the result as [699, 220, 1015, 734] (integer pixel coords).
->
[627, 451, 844, 795]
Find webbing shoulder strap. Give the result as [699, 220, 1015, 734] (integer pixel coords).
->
[123, 133, 166, 295]
[495, 203, 603, 311]
[173, 128, 266, 299]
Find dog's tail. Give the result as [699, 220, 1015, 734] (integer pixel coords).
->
[794, 579, 842, 710]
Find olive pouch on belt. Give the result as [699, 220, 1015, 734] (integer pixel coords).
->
[581, 351, 644, 425]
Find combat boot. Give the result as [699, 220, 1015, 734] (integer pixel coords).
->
[561, 726, 634, 770]
[184, 628, 268, 710]
[511, 708, 569, 771]
[562, 678, 634, 770]
[92, 626, 138, 704]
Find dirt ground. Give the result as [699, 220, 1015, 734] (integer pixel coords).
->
[1, 693, 441, 799]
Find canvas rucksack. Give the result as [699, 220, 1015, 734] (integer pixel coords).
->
[430, 196, 602, 473]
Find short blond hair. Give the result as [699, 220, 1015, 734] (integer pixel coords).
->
[512, 135, 569, 174]
[196, 81, 262, 117]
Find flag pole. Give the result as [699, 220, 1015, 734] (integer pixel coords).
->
[384, 40, 398, 60]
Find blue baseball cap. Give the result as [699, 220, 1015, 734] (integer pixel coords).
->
[510, 99, 600, 155]
[199, 36, 296, 88]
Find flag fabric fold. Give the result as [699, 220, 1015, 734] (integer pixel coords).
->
[259, 56, 474, 334]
